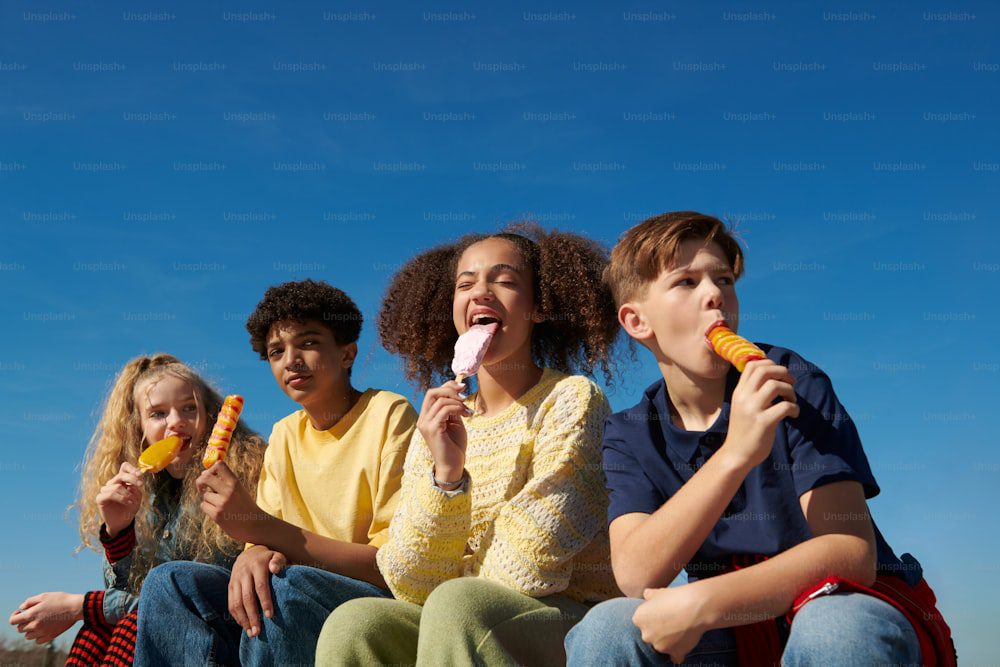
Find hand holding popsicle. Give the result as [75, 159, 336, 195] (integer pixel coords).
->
[418, 323, 499, 482]
[197, 460, 263, 543]
[706, 321, 800, 469]
[96, 461, 145, 538]
[416, 380, 471, 483]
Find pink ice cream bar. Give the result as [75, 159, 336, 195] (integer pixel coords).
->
[451, 322, 499, 380]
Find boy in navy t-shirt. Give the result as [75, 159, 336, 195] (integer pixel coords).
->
[566, 212, 941, 666]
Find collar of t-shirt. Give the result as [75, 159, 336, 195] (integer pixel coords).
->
[650, 367, 740, 464]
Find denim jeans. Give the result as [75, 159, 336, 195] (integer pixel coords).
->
[565, 592, 921, 666]
[134, 561, 389, 667]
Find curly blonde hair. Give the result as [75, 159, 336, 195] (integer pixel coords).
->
[75, 354, 267, 594]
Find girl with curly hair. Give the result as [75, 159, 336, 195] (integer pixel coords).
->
[9, 354, 266, 666]
[317, 224, 624, 666]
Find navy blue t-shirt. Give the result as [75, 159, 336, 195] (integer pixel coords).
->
[603, 344, 905, 582]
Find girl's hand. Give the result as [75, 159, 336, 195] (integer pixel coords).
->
[416, 380, 472, 483]
[96, 462, 144, 538]
[9, 592, 84, 644]
[197, 462, 267, 544]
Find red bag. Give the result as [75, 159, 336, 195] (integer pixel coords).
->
[788, 575, 957, 667]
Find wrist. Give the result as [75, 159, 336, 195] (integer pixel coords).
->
[682, 580, 722, 632]
[68, 593, 86, 622]
[103, 520, 128, 540]
[432, 463, 464, 485]
[716, 440, 756, 476]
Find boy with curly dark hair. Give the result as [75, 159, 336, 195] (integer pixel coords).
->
[316, 224, 624, 665]
[135, 279, 417, 667]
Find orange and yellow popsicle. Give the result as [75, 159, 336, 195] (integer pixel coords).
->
[202, 395, 244, 468]
[706, 321, 766, 372]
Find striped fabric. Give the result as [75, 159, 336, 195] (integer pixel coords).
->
[99, 522, 136, 564]
[66, 600, 138, 667]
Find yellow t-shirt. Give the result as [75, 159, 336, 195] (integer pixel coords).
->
[256, 389, 416, 548]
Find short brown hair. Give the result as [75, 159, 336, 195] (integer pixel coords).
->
[604, 211, 744, 306]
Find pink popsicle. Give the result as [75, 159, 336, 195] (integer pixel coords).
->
[451, 323, 499, 380]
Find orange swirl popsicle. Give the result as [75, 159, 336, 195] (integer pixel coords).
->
[138, 435, 183, 473]
[706, 321, 766, 372]
[202, 395, 244, 468]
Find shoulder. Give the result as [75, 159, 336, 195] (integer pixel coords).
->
[540, 371, 610, 417]
[267, 410, 308, 446]
[364, 389, 418, 421]
[760, 344, 826, 379]
[759, 344, 840, 402]
[604, 378, 665, 443]
[273, 409, 308, 430]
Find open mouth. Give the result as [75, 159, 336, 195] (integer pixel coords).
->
[470, 313, 503, 328]
[173, 436, 192, 452]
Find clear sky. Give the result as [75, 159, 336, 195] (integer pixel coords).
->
[1, 1, 997, 661]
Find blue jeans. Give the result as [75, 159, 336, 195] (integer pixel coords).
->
[134, 561, 389, 667]
[566, 592, 921, 666]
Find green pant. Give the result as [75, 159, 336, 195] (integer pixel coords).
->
[315, 577, 590, 666]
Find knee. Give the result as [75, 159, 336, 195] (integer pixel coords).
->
[565, 597, 645, 662]
[420, 577, 498, 627]
[266, 564, 316, 600]
[140, 561, 192, 602]
[317, 598, 399, 659]
[784, 593, 920, 665]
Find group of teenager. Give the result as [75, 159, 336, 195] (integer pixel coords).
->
[10, 211, 955, 666]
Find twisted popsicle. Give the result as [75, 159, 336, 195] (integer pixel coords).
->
[202, 395, 244, 468]
[706, 321, 765, 372]
[138, 435, 183, 474]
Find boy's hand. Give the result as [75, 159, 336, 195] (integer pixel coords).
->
[633, 586, 708, 663]
[9, 592, 84, 644]
[417, 380, 472, 482]
[197, 462, 266, 544]
[96, 462, 144, 538]
[229, 545, 287, 638]
[724, 360, 800, 469]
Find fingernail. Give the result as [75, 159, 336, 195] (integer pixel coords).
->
[458, 393, 468, 400]
[264, 611, 272, 619]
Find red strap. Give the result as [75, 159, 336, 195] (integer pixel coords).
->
[789, 575, 957, 667]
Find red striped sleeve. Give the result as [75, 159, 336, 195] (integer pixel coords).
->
[80, 589, 114, 631]
[100, 521, 137, 563]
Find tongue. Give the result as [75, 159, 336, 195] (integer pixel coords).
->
[473, 322, 500, 335]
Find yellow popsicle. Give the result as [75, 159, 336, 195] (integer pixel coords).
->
[137, 435, 183, 473]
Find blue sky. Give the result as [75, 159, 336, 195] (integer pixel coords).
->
[1, 0, 997, 660]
